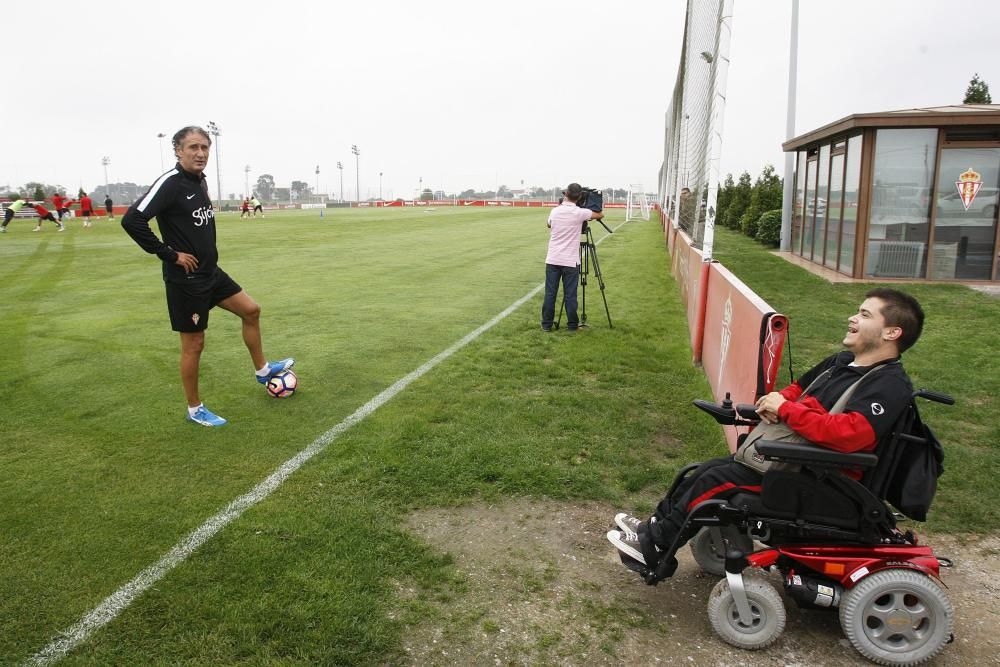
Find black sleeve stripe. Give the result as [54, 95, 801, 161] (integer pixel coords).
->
[137, 169, 179, 213]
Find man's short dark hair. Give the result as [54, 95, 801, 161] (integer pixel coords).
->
[563, 183, 583, 202]
[866, 288, 924, 353]
[172, 126, 212, 150]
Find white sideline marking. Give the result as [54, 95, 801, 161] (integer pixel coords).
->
[28, 220, 626, 665]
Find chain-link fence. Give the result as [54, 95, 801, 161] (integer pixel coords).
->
[659, 0, 733, 257]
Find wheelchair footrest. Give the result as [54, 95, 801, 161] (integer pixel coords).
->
[617, 551, 678, 586]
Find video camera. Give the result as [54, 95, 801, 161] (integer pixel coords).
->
[572, 186, 612, 234]
[575, 186, 603, 214]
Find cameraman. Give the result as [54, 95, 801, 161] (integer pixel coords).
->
[541, 183, 604, 332]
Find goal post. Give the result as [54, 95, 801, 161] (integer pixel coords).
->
[625, 185, 650, 222]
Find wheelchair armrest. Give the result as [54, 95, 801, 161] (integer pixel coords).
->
[693, 399, 737, 425]
[754, 440, 878, 469]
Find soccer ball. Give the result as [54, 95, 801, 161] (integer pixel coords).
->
[266, 370, 298, 398]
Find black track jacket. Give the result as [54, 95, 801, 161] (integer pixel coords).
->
[122, 164, 219, 283]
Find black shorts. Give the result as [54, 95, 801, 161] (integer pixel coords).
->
[3, 209, 13, 224]
[165, 268, 243, 333]
[83, 210, 92, 217]
[253, 205, 263, 212]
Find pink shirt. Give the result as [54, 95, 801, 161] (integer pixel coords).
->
[545, 202, 592, 267]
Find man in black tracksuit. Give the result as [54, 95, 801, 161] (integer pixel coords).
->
[122, 125, 294, 427]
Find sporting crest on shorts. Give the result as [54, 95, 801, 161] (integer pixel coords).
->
[192, 313, 200, 325]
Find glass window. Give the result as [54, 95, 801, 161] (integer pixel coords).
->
[812, 145, 830, 260]
[839, 135, 862, 274]
[866, 129, 937, 278]
[931, 148, 1000, 280]
[825, 153, 845, 267]
[792, 151, 807, 253]
[802, 158, 818, 257]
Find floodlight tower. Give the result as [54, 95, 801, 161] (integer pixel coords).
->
[206, 121, 222, 210]
[315, 165, 320, 199]
[245, 165, 251, 198]
[379, 171, 383, 200]
[101, 156, 110, 198]
[353, 148, 362, 202]
[156, 133, 166, 171]
[337, 161, 344, 202]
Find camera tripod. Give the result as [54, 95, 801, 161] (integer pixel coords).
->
[557, 220, 613, 329]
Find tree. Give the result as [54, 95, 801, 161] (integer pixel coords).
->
[290, 180, 311, 199]
[497, 185, 512, 199]
[420, 188, 433, 201]
[255, 174, 275, 201]
[716, 174, 735, 227]
[741, 164, 783, 237]
[964, 73, 992, 104]
[723, 172, 753, 229]
[21, 182, 65, 200]
[458, 188, 476, 199]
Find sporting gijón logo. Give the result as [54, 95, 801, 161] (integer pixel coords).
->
[192, 206, 214, 227]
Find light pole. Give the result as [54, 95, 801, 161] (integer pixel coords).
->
[315, 165, 320, 201]
[101, 156, 110, 198]
[206, 121, 222, 210]
[418, 176, 422, 200]
[337, 161, 343, 203]
[351, 145, 360, 203]
[156, 133, 166, 171]
[244, 165, 251, 198]
[379, 171, 383, 200]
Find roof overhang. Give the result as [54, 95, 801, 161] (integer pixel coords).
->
[782, 105, 1000, 152]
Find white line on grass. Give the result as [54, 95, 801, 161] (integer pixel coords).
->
[28, 220, 627, 665]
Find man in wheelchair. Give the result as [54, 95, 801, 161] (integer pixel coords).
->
[607, 288, 925, 579]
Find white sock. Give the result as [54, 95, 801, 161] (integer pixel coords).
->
[256, 364, 271, 376]
[188, 403, 203, 416]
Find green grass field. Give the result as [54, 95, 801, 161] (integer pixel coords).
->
[1, 209, 997, 664]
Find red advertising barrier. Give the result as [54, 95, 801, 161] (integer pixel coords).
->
[665, 222, 788, 452]
[701, 262, 787, 450]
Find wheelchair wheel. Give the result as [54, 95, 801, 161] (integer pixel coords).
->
[839, 568, 953, 665]
[708, 571, 785, 649]
[690, 527, 755, 576]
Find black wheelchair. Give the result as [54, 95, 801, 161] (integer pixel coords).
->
[618, 389, 955, 665]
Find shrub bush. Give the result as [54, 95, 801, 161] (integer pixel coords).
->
[755, 209, 783, 246]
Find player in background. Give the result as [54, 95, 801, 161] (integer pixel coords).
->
[52, 193, 65, 220]
[58, 198, 76, 221]
[251, 194, 264, 217]
[240, 197, 251, 219]
[105, 194, 114, 220]
[31, 202, 64, 231]
[80, 193, 95, 228]
[1, 198, 29, 232]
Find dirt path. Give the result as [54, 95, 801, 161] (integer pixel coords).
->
[402, 499, 1000, 666]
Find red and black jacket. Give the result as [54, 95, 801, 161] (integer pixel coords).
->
[777, 352, 913, 454]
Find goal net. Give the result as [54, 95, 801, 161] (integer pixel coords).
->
[625, 185, 651, 221]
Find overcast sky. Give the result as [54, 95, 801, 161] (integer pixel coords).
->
[2, 1, 998, 200]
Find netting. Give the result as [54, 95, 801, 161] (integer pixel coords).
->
[659, 0, 733, 258]
[625, 185, 650, 221]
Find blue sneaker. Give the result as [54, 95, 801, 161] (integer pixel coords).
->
[255, 357, 295, 384]
[187, 405, 228, 427]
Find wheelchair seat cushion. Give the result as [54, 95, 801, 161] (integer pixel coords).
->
[760, 471, 860, 529]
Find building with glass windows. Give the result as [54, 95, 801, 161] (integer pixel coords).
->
[782, 105, 1000, 282]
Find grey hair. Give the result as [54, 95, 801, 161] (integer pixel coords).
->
[171, 126, 212, 150]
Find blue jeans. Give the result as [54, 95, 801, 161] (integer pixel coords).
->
[541, 263, 580, 330]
